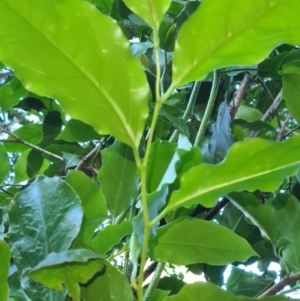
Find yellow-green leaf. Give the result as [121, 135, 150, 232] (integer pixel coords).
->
[166, 136, 300, 213]
[0, 0, 149, 149]
[172, 0, 300, 87]
[123, 0, 172, 32]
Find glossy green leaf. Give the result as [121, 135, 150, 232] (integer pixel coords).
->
[4, 123, 43, 152]
[62, 152, 82, 171]
[226, 266, 274, 297]
[0, 77, 28, 111]
[0, 0, 149, 149]
[81, 261, 134, 301]
[157, 277, 185, 296]
[66, 170, 108, 244]
[172, 0, 300, 87]
[147, 140, 178, 193]
[98, 141, 139, 217]
[162, 281, 289, 301]
[91, 220, 132, 256]
[232, 119, 275, 132]
[57, 119, 100, 142]
[150, 217, 257, 265]
[123, 0, 172, 32]
[0, 144, 10, 184]
[228, 192, 278, 243]
[167, 136, 300, 213]
[219, 202, 256, 239]
[282, 60, 300, 124]
[0, 240, 10, 301]
[28, 249, 103, 301]
[8, 176, 83, 278]
[271, 193, 300, 272]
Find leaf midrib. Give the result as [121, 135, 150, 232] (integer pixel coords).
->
[174, 0, 283, 86]
[169, 157, 300, 211]
[4, 1, 136, 147]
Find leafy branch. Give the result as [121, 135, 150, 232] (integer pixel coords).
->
[0, 127, 63, 162]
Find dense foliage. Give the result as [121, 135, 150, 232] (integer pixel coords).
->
[1, 0, 300, 300]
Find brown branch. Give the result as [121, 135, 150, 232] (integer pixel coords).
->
[0, 128, 63, 162]
[259, 273, 300, 297]
[261, 90, 282, 122]
[276, 114, 291, 141]
[75, 137, 107, 171]
[257, 77, 281, 128]
[230, 73, 251, 120]
[249, 90, 283, 137]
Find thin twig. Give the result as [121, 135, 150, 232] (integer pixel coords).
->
[259, 273, 300, 297]
[249, 90, 282, 137]
[281, 126, 300, 139]
[169, 81, 201, 143]
[261, 90, 282, 122]
[230, 73, 251, 120]
[203, 198, 229, 220]
[276, 114, 291, 141]
[75, 137, 107, 171]
[0, 127, 63, 162]
[257, 76, 281, 128]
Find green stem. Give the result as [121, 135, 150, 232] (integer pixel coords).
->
[169, 81, 201, 143]
[144, 262, 165, 301]
[193, 70, 220, 147]
[135, 33, 163, 301]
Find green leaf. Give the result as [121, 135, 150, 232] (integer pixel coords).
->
[98, 141, 139, 217]
[133, 187, 168, 246]
[13, 150, 31, 184]
[91, 0, 114, 14]
[91, 220, 132, 256]
[271, 193, 300, 272]
[43, 111, 62, 138]
[8, 176, 83, 274]
[147, 140, 179, 193]
[66, 170, 108, 244]
[0, 77, 28, 111]
[57, 119, 100, 142]
[282, 60, 300, 124]
[167, 136, 300, 213]
[227, 192, 278, 243]
[0, 144, 10, 184]
[123, 0, 172, 32]
[0, 0, 149, 149]
[162, 281, 288, 301]
[149, 217, 257, 266]
[172, 0, 300, 87]
[226, 267, 274, 297]
[28, 249, 104, 301]
[81, 261, 134, 301]
[0, 240, 10, 301]
[26, 150, 44, 178]
[62, 152, 82, 171]
[4, 123, 43, 152]
[232, 119, 275, 132]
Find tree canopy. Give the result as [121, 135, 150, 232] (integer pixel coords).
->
[1, 0, 300, 300]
